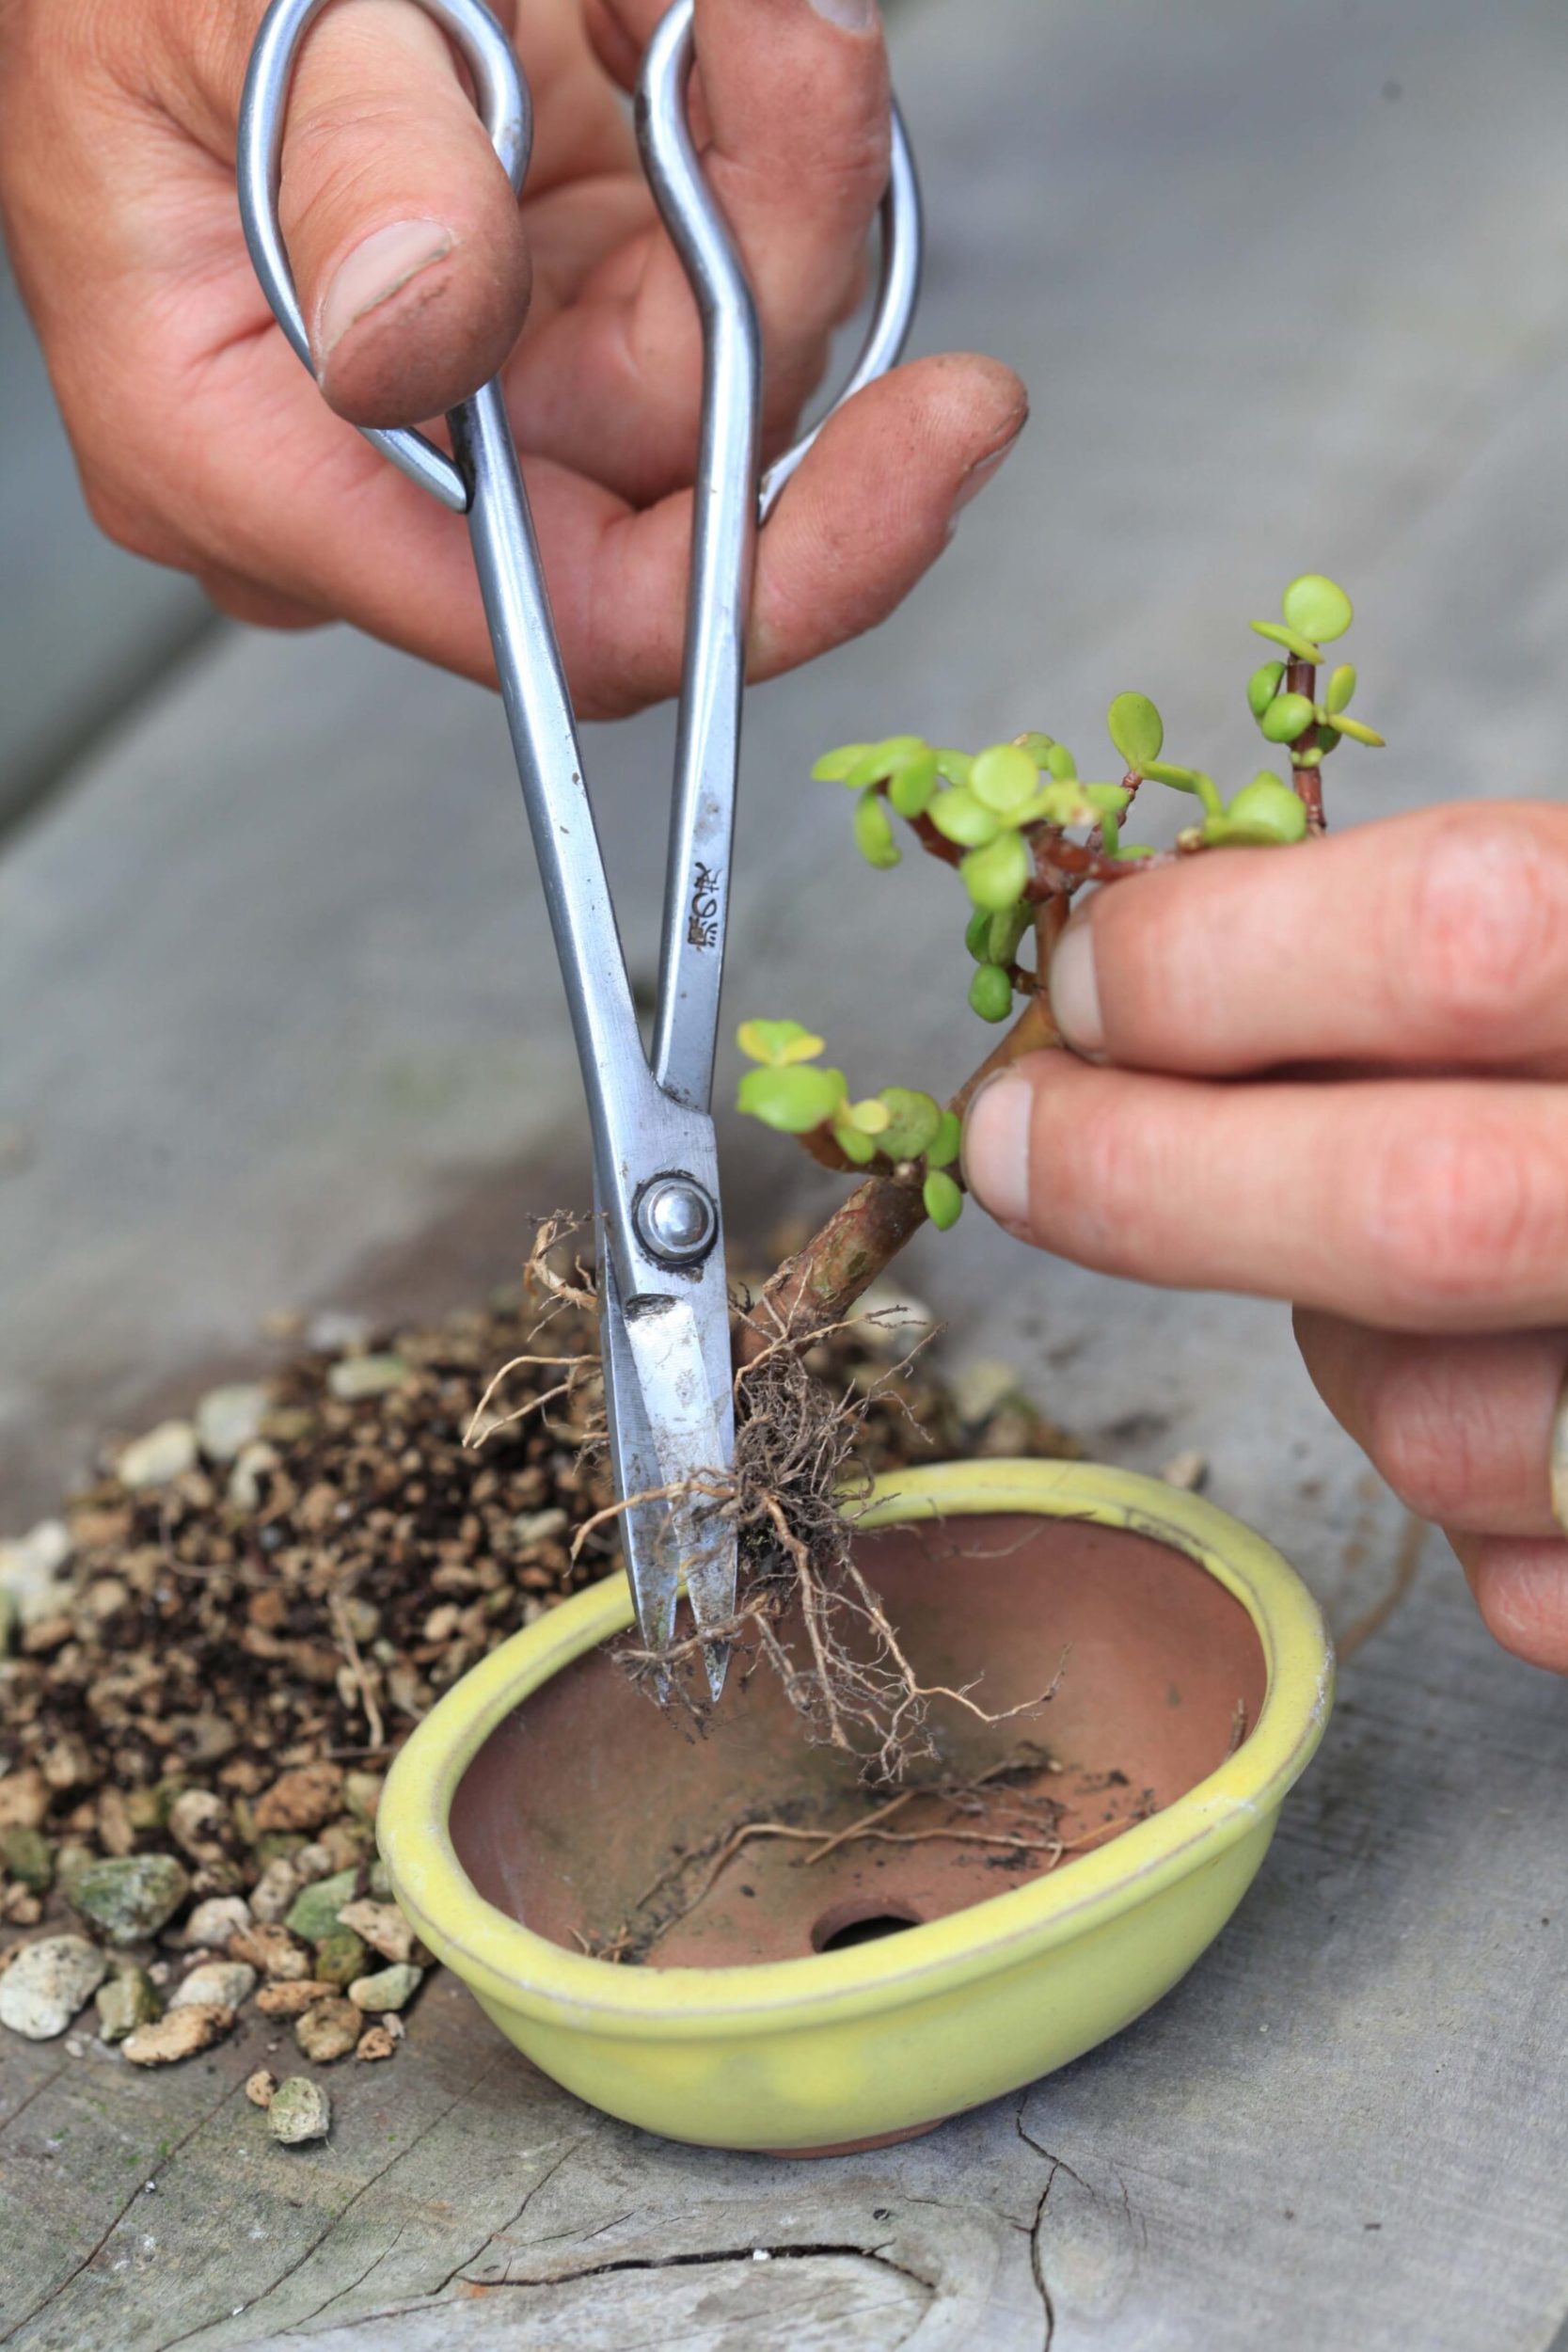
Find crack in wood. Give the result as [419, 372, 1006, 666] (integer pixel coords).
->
[429, 2125, 603, 2297]
[0, 2074, 250, 2346]
[154, 2054, 499, 2351]
[466, 2240, 935, 2296]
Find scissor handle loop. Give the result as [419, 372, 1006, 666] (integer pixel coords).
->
[238, 0, 529, 514]
[758, 102, 921, 518]
[236, 0, 918, 525]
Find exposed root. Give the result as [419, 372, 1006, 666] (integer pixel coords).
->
[327, 1586, 386, 1751]
[609, 1306, 1063, 1781]
[580, 1750, 1150, 1964]
[467, 1223, 1070, 1781]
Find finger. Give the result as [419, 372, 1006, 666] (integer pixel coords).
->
[277, 0, 532, 424]
[136, 333, 1023, 705]
[145, 0, 532, 427]
[1449, 1534, 1568, 1674]
[519, 0, 892, 501]
[566, 353, 1029, 713]
[1048, 803, 1568, 1078]
[961, 1051, 1568, 1333]
[1292, 1311, 1565, 1535]
[196, 565, 328, 631]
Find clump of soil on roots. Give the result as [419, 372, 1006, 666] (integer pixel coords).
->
[464, 1219, 1082, 1788]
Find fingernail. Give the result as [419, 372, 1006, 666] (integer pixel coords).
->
[316, 220, 455, 361]
[950, 440, 1018, 523]
[961, 1069, 1034, 1234]
[809, 0, 879, 28]
[947, 413, 1027, 534]
[1048, 914, 1104, 1054]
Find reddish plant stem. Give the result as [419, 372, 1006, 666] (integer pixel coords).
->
[1286, 658, 1325, 832]
[871, 778, 964, 868]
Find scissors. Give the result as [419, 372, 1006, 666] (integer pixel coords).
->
[237, 0, 921, 1698]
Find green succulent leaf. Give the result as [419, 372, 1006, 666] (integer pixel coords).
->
[809, 742, 874, 785]
[970, 742, 1039, 817]
[923, 1168, 964, 1231]
[1208, 774, 1309, 846]
[1043, 743, 1078, 782]
[1141, 760, 1223, 815]
[968, 961, 1014, 1022]
[887, 750, 940, 818]
[987, 904, 1030, 965]
[1323, 712, 1386, 747]
[1083, 783, 1132, 816]
[839, 733, 930, 790]
[830, 1118, 879, 1166]
[877, 1087, 942, 1160]
[929, 787, 1004, 849]
[846, 1096, 891, 1136]
[964, 905, 994, 962]
[1114, 843, 1158, 861]
[927, 1110, 963, 1170]
[1013, 731, 1056, 767]
[961, 827, 1032, 912]
[1029, 781, 1097, 827]
[1282, 573, 1353, 644]
[854, 788, 901, 868]
[1106, 691, 1164, 771]
[1258, 691, 1319, 744]
[1139, 757, 1200, 792]
[934, 747, 974, 786]
[1247, 660, 1287, 719]
[1249, 619, 1324, 663]
[737, 1063, 847, 1133]
[1324, 663, 1356, 715]
[736, 1017, 825, 1068]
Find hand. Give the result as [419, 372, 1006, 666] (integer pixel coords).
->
[0, 0, 1023, 707]
[962, 802, 1568, 1673]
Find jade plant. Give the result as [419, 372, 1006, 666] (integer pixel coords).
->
[504, 580, 1385, 1770]
[737, 576, 1381, 1262]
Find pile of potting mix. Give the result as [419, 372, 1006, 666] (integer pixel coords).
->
[0, 1272, 1075, 2143]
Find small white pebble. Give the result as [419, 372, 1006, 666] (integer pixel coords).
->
[752, 2249, 770, 2262]
[1159, 1448, 1209, 1493]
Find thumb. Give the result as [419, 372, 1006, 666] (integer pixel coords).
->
[273, 0, 531, 426]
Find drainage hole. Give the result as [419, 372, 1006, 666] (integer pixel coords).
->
[812, 1904, 923, 1954]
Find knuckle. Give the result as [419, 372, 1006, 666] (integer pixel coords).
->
[1396, 812, 1568, 1044]
[81, 469, 161, 563]
[1365, 1112, 1551, 1315]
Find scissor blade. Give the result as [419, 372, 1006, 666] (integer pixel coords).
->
[599, 1244, 736, 1701]
[599, 1244, 678, 1667]
[621, 1291, 736, 1704]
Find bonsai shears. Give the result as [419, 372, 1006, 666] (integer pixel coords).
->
[237, 0, 921, 1695]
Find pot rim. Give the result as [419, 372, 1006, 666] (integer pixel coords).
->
[379, 1458, 1333, 2037]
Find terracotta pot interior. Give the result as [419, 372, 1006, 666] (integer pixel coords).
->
[448, 1513, 1268, 1969]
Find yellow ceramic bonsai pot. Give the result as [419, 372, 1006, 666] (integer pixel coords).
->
[378, 1458, 1332, 2153]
